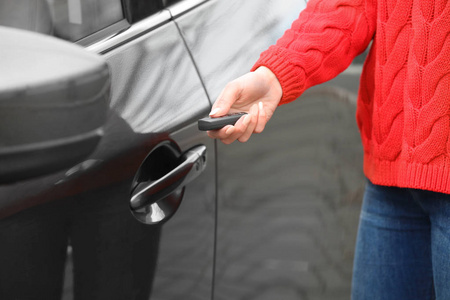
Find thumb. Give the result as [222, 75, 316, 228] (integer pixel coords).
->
[210, 81, 242, 117]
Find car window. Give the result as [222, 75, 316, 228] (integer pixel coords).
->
[161, 0, 182, 6]
[0, 0, 189, 43]
[49, 0, 123, 41]
[0, 0, 124, 41]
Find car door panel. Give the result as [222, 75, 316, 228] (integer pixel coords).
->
[0, 6, 215, 300]
[97, 19, 215, 299]
[173, 0, 364, 299]
[170, 0, 307, 104]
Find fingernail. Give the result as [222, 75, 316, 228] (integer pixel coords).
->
[209, 108, 220, 116]
[259, 102, 263, 110]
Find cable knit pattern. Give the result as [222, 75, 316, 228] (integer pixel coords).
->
[252, 0, 450, 193]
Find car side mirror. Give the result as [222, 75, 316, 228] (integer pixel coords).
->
[0, 26, 110, 183]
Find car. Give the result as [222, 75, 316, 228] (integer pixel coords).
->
[0, 0, 366, 299]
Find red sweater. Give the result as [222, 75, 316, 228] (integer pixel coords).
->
[252, 0, 450, 194]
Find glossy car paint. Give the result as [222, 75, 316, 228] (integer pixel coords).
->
[0, 4, 215, 299]
[100, 18, 215, 299]
[173, 0, 307, 102]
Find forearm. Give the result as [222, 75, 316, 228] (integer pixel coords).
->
[252, 0, 377, 105]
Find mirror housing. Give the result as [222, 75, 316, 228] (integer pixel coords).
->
[0, 26, 110, 183]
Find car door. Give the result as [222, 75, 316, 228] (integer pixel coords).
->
[0, 0, 215, 299]
[174, 1, 366, 299]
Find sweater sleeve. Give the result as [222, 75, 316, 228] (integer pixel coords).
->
[252, 0, 377, 105]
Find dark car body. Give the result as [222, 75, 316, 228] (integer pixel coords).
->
[0, 0, 365, 299]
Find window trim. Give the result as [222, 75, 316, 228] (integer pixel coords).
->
[76, 19, 130, 47]
[86, 10, 171, 54]
[86, 0, 208, 55]
[166, 0, 207, 19]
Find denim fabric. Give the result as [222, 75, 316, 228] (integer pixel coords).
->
[352, 180, 450, 300]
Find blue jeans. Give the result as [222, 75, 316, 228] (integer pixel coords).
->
[351, 180, 450, 300]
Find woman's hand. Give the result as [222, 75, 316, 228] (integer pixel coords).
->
[207, 66, 282, 144]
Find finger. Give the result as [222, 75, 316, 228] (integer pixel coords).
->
[207, 125, 235, 139]
[254, 101, 266, 133]
[210, 81, 242, 117]
[220, 114, 249, 144]
[238, 104, 258, 142]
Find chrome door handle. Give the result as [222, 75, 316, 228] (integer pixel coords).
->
[130, 144, 207, 210]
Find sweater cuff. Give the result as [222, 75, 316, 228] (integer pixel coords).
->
[251, 47, 306, 105]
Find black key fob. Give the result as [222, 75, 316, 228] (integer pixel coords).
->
[198, 112, 247, 131]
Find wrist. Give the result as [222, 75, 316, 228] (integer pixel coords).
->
[254, 66, 282, 104]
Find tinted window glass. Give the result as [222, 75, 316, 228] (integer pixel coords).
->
[50, 0, 123, 41]
[161, 0, 182, 6]
[122, 0, 162, 23]
[0, 0, 123, 41]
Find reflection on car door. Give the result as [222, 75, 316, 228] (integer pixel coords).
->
[98, 14, 216, 298]
[0, 2, 215, 300]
